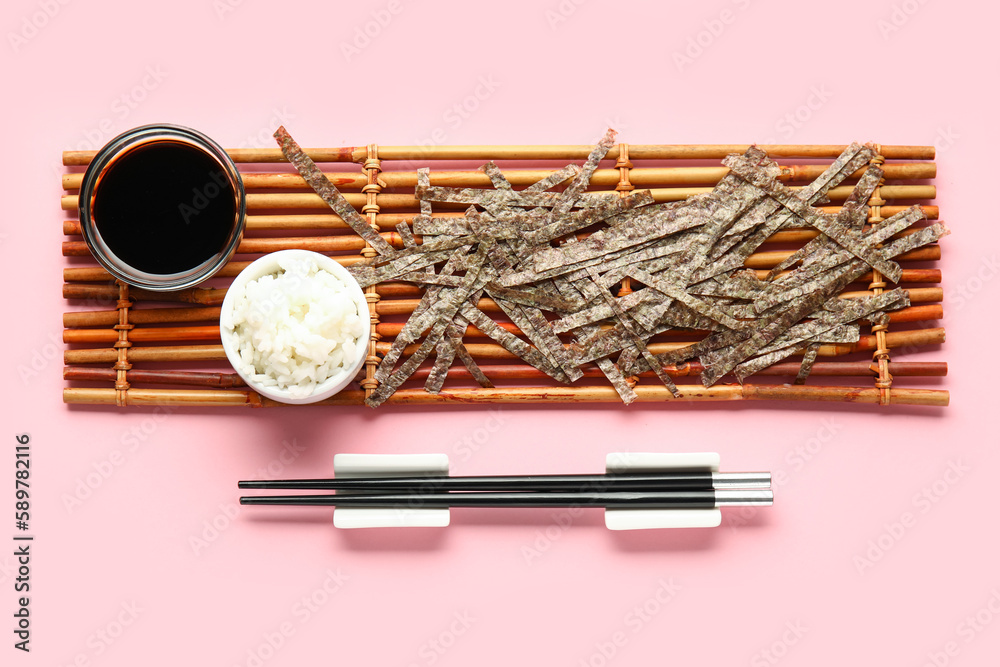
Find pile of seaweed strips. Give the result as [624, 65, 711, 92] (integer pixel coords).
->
[274, 128, 948, 406]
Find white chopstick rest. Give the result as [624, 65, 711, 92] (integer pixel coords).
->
[606, 451, 721, 473]
[332, 454, 451, 529]
[604, 452, 723, 530]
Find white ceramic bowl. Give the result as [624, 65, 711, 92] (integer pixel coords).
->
[220, 249, 370, 405]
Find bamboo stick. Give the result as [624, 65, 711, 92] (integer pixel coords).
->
[61, 383, 949, 407]
[60, 162, 938, 191]
[62, 144, 935, 166]
[60, 183, 936, 212]
[399, 361, 948, 381]
[60, 217, 939, 249]
[60, 286, 943, 328]
[740, 385, 947, 407]
[64, 307, 222, 328]
[62, 304, 942, 346]
[376, 328, 944, 362]
[61, 261, 943, 285]
[61, 235, 945, 261]
[744, 246, 938, 268]
[62, 280, 943, 321]
[66, 345, 226, 364]
[62, 257, 372, 282]
[374, 297, 943, 319]
[64, 325, 223, 344]
[63, 387, 253, 406]
[58, 205, 941, 236]
[383, 302, 940, 338]
[62, 328, 944, 366]
[63, 240, 941, 274]
[60, 280, 940, 327]
[843, 288, 941, 302]
[62, 360, 946, 391]
[62, 233, 409, 257]
[63, 284, 226, 305]
[232, 234, 401, 255]
[368, 279, 939, 301]
[64, 367, 247, 387]
[766, 225, 928, 246]
[63, 213, 471, 236]
[825, 206, 937, 219]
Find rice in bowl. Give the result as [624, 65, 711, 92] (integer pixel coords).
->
[223, 253, 367, 400]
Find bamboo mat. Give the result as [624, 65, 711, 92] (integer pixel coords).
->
[61, 142, 948, 408]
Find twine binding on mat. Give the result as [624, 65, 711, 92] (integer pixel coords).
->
[615, 143, 640, 386]
[113, 280, 133, 406]
[360, 144, 383, 397]
[615, 143, 634, 297]
[867, 144, 893, 405]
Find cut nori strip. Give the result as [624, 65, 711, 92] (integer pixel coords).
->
[795, 344, 820, 385]
[456, 340, 494, 388]
[275, 127, 394, 256]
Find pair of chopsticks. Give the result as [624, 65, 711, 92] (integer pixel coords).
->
[238, 471, 773, 509]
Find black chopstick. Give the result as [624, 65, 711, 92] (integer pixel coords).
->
[239, 489, 774, 509]
[237, 471, 771, 493]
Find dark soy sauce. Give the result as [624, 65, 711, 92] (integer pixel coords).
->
[93, 141, 237, 275]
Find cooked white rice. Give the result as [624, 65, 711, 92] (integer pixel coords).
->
[227, 256, 365, 397]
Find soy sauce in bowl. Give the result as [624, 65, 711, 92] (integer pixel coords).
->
[79, 124, 245, 291]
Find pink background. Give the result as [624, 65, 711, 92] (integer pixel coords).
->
[3, 0, 998, 664]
